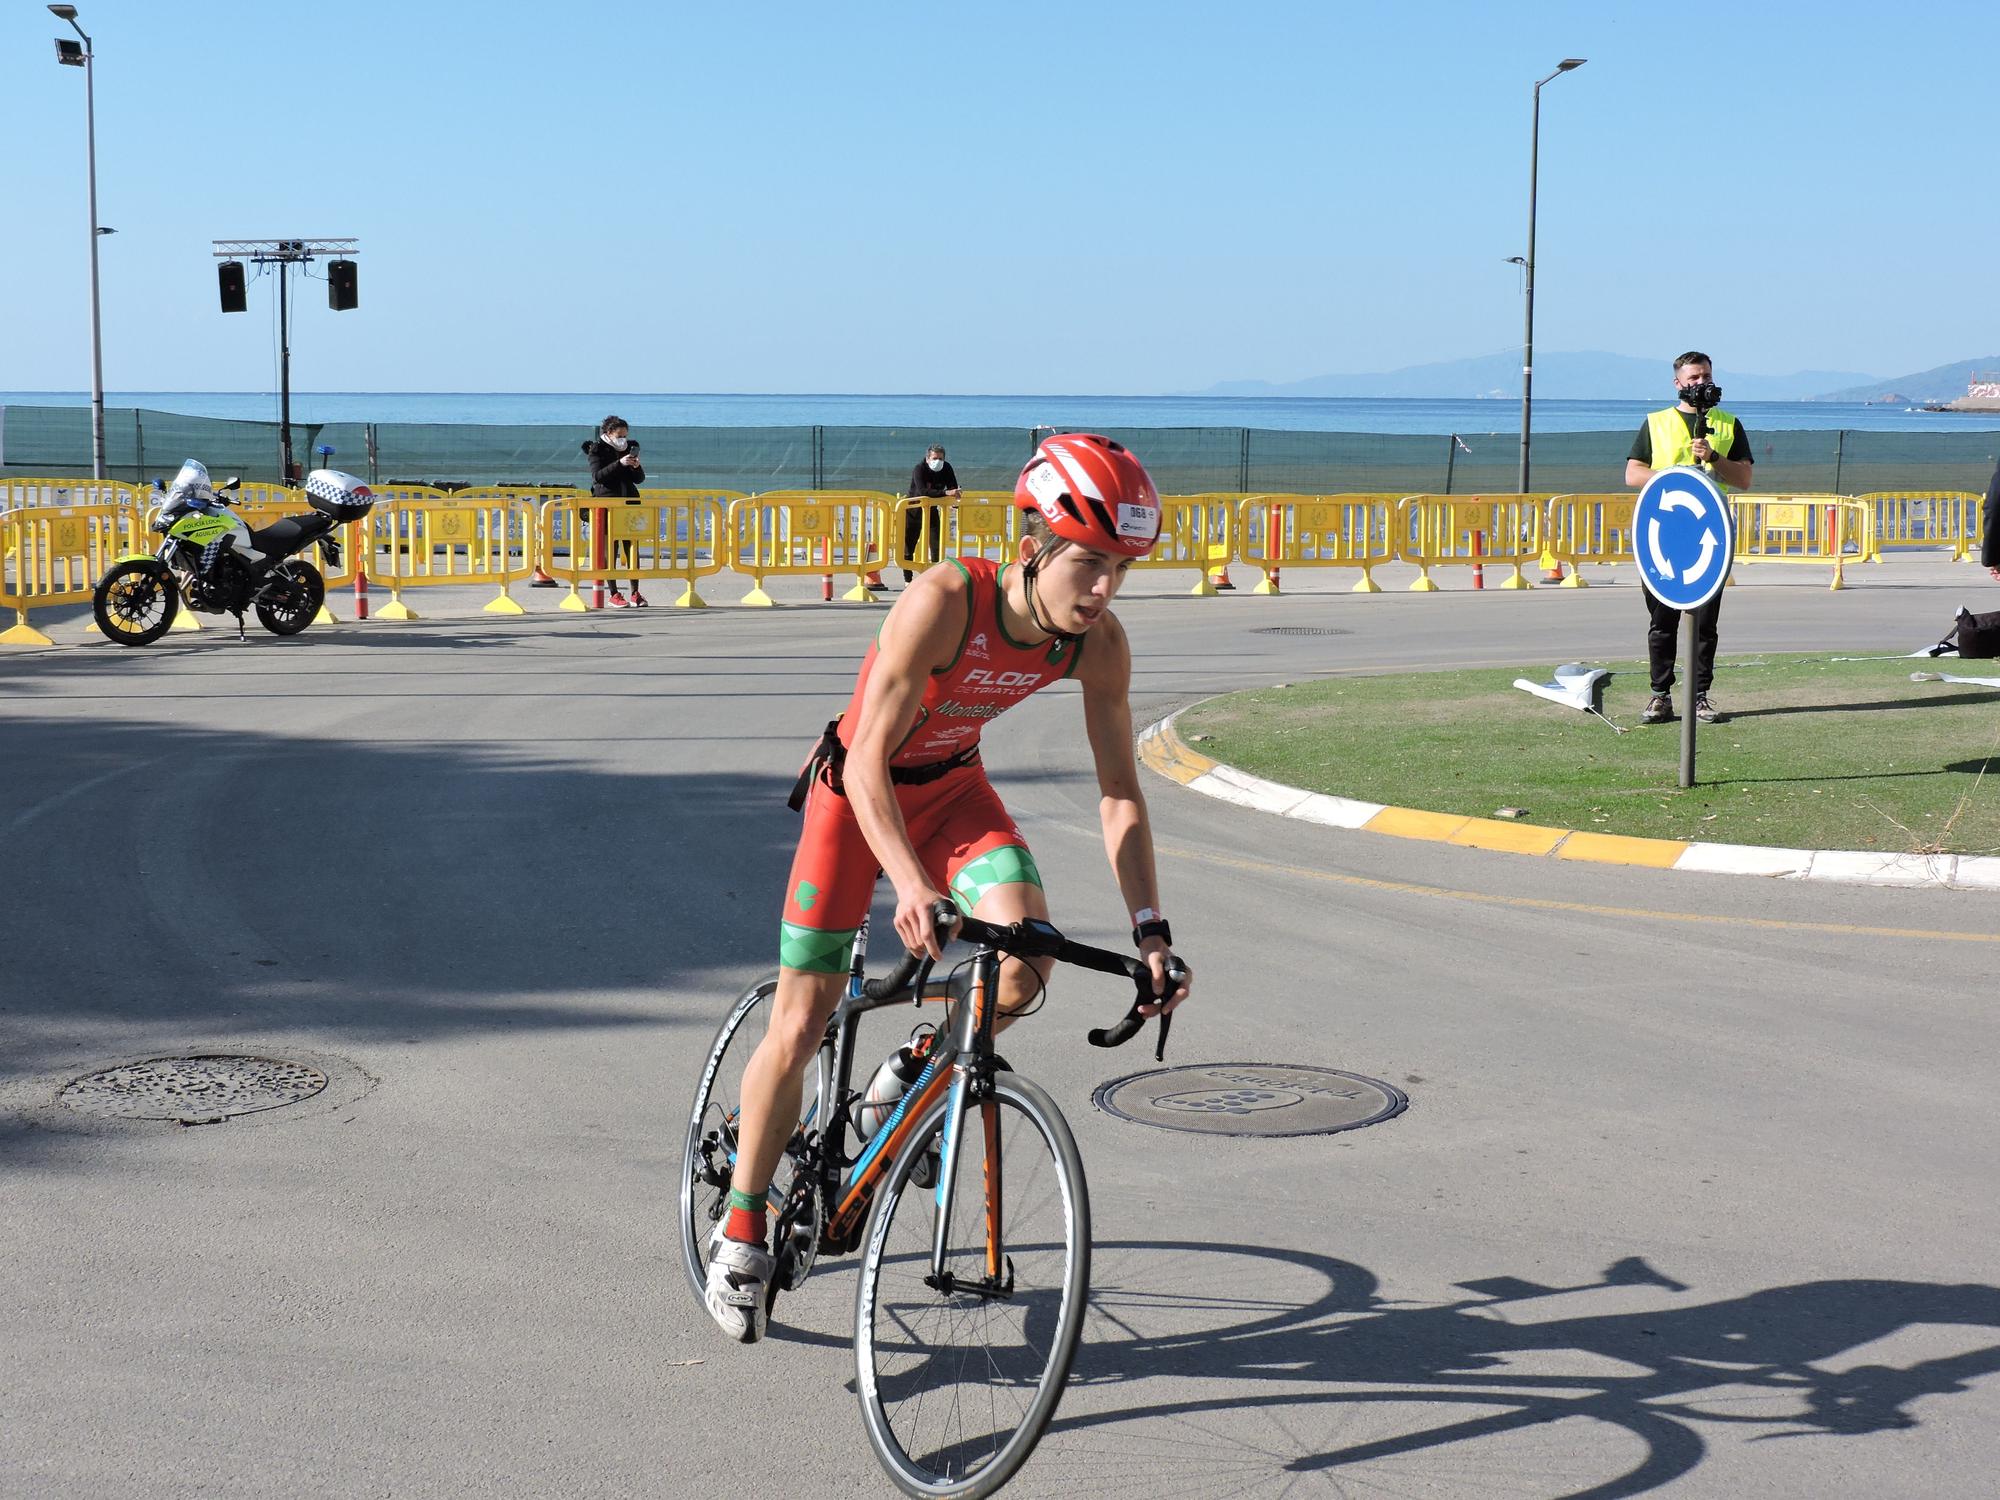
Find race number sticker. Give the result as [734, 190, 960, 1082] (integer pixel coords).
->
[1116, 502, 1156, 539]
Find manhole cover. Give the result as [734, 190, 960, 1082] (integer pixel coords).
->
[1094, 1063, 1406, 1138]
[1253, 626, 1348, 636]
[58, 1055, 329, 1123]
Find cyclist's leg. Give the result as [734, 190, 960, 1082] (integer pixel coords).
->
[732, 775, 873, 1201]
[930, 773, 1054, 1026]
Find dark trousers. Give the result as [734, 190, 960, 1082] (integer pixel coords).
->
[902, 502, 944, 572]
[1644, 589, 1722, 695]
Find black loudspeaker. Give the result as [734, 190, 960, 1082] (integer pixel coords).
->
[327, 259, 358, 312]
[218, 260, 247, 314]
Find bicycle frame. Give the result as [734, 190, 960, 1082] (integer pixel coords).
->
[810, 914, 1008, 1285]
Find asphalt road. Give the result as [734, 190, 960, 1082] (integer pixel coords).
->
[3, 557, 1996, 1499]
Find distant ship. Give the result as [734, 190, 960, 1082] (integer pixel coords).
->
[1922, 372, 2000, 413]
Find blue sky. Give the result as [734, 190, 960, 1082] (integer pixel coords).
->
[8, 0, 1994, 394]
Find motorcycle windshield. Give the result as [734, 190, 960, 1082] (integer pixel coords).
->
[165, 462, 216, 508]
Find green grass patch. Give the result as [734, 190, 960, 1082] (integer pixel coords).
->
[1179, 655, 2000, 854]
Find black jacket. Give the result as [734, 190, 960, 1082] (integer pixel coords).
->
[1983, 458, 1998, 569]
[585, 437, 645, 497]
[907, 459, 959, 499]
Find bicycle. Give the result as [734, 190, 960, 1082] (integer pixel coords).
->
[679, 898, 1185, 1499]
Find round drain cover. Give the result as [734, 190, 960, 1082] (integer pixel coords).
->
[1253, 626, 1347, 636]
[58, 1055, 329, 1123]
[1094, 1063, 1406, 1138]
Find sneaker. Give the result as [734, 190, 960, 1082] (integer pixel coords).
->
[901, 570, 915, 584]
[1640, 693, 1676, 725]
[628, 590, 649, 607]
[1693, 694, 1723, 724]
[605, 589, 630, 609]
[704, 1225, 774, 1343]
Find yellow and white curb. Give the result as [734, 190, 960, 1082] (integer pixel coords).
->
[1138, 711, 2000, 892]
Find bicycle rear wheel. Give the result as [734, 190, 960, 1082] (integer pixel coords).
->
[854, 1072, 1089, 1499]
[678, 977, 827, 1305]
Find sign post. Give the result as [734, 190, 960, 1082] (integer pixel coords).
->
[1631, 467, 1734, 788]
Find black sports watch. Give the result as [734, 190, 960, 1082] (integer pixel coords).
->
[1132, 912, 1173, 948]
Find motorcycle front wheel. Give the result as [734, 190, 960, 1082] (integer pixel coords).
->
[92, 559, 180, 646]
[255, 561, 325, 637]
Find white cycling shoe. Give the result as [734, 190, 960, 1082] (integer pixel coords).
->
[704, 1224, 774, 1344]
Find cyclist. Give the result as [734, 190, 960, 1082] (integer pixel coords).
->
[706, 433, 1194, 1342]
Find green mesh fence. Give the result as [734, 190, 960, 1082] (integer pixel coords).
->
[3, 405, 1994, 496]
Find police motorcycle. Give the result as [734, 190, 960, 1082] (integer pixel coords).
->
[91, 461, 374, 646]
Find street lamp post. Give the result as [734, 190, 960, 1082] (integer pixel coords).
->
[1519, 57, 1585, 497]
[50, 4, 108, 482]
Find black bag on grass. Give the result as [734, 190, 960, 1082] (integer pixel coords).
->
[1930, 606, 2000, 659]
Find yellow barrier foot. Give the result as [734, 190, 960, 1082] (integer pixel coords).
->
[1350, 573, 1381, 594]
[0, 621, 55, 646]
[1253, 575, 1283, 596]
[1409, 573, 1439, 592]
[1561, 569, 1589, 588]
[558, 586, 589, 613]
[483, 591, 526, 615]
[1499, 568, 1532, 590]
[1189, 577, 1219, 597]
[843, 580, 879, 603]
[170, 608, 203, 631]
[1829, 563, 1845, 591]
[742, 584, 776, 607]
[315, 604, 341, 624]
[672, 583, 708, 608]
[375, 598, 418, 620]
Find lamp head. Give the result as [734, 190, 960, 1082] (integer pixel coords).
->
[1557, 58, 1586, 71]
[49, 4, 80, 19]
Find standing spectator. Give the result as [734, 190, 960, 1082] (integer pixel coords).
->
[1982, 454, 1999, 582]
[584, 416, 647, 607]
[902, 443, 961, 584]
[1624, 351, 1753, 725]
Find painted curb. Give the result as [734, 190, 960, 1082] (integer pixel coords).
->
[1138, 711, 1996, 893]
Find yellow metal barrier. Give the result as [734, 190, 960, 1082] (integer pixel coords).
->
[0, 477, 142, 512]
[1732, 495, 1869, 590]
[1233, 494, 1396, 594]
[934, 492, 1022, 569]
[1130, 496, 1238, 595]
[1396, 495, 1546, 591]
[537, 493, 733, 609]
[1856, 490, 1983, 561]
[0, 502, 147, 646]
[726, 492, 895, 605]
[363, 496, 539, 618]
[1542, 493, 1638, 587]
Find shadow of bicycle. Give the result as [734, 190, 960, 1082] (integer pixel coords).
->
[1007, 1240, 2000, 1499]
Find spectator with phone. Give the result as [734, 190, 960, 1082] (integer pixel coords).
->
[1623, 352, 1753, 725]
[902, 444, 961, 584]
[583, 415, 647, 607]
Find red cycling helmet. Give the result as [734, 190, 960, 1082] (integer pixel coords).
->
[1014, 433, 1161, 558]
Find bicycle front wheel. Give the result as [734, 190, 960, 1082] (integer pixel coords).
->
[854, 1072, 1090, 1499]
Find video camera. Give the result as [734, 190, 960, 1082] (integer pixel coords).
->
[1680, 380, 1723, 412]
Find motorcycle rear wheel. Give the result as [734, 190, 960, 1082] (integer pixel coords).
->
[93, 559, 179, 646]
[255, 561, 325, 636]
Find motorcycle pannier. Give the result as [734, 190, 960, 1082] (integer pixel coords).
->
[304, 469, 374, 522]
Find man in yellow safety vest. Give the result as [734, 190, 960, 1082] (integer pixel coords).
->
[1623, 351, 1754, 725]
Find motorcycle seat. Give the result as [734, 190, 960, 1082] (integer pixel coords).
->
[250, 511, 335, 554]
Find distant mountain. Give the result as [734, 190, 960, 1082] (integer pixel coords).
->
[1809, 357, 2000, 404]
[1197, 350, 1880, 402]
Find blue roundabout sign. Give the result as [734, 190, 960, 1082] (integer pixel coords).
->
[1632, 466, 1734, 610]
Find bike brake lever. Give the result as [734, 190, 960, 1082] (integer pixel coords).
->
[1086, 959, 1185, 1060]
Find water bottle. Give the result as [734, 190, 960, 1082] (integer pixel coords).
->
[853, 1039, 933, 1139]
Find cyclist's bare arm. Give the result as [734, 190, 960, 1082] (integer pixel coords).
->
[844, 566, 970, 961]
[1074, 609, 1192, 1014]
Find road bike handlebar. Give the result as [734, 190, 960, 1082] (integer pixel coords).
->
[859, 901, 1185, 1060]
